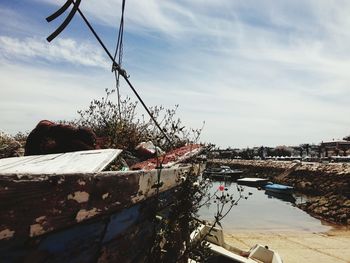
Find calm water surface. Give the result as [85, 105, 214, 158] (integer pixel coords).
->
[198, 180, 332, 233]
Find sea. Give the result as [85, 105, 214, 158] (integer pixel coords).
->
[198, 180, 333, 233]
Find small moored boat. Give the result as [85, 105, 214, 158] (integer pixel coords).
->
[237, 177, 269, 187]
[190, 223, 283, 263]
[203, 166, 243, 181]
[264, 183, 293, 195]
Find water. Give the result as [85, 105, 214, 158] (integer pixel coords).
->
[198, 180, 332, 233]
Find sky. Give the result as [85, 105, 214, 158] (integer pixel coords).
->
[1, 0, 350, 148]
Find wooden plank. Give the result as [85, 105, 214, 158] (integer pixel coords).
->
[0, 149, 122, 174]
[0, 155, 46, 169]
[0, 165, 195, 243]
[0, 189, 178, 262]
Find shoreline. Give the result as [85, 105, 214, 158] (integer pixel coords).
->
[224, 227, 350, 263]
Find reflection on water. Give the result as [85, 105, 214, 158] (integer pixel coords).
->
[198, 180, 332, 233]
[264, 191, 296, 203]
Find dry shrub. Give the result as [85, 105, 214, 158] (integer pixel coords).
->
[76, 89, 204, 152]
[0, 132, 24, 158]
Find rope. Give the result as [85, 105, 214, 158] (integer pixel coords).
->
[113, 0, 126, 119]
[69, 0, 174, 147]
[111, 1, 174, 162]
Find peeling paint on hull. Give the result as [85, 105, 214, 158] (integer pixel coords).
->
[0, 146, 204, 262]
[0, 165, 200, 262]
[0, 189, 177, 262]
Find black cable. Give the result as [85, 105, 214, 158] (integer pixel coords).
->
[71, 1, 174, 147]
[46, 0, 81, 42]
[113, 0, 126, 119]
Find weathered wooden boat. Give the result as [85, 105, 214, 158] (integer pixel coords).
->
[264, 183, 293, 195]
[236, 178, 269, 187]
[0, 144, 203, 262]
[189, 223, 283, 263]
[203, 166, 243, 181]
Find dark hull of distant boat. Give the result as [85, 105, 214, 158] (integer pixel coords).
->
[203, 170, 243, 181]
[264, 183, 294, 195]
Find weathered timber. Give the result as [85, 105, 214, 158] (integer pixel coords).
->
[0, 189, 178, 262]
[0, 165, 192, 242]
[0, 146, 204, 262]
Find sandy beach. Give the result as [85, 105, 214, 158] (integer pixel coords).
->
[224, 228, 350, 263]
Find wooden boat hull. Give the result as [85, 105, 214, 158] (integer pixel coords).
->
[0, 166, 195, 262]
[0, 146, 204, 262]
[1, 189, 182, 262]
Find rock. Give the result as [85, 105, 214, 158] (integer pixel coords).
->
[329, 195, 338, 201]
[313, 206, 328, 214]
[318, 197, 328, 206]
[343, 200, 350, 207]
[308, 203, 317, 210]
[339, 214, 347, 223]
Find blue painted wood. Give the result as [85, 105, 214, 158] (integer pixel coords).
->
[0, 188, 179, 263]
[103, 204, 140, 243]
[37, 220, 106, 262]
[98, 190, 177, 262]
[0, 219, 106, 263]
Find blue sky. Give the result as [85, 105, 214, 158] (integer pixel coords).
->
[1, 0, 350, 148]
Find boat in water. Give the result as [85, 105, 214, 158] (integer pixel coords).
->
[203, 166, 243, 181]
[190, 223, 283, 263]
[237, 177, 269, 187]
[264, 183, 294, 195]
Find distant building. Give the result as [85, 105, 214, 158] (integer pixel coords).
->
[320, 140, 350, 157]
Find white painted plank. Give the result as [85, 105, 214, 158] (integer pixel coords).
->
[0, 155, 44, 168]
[0, 149, 122, 174]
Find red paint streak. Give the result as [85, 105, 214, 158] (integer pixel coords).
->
[131, 144, 202, 170]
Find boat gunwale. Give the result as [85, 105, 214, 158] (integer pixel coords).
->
[0, 163, 202, 243]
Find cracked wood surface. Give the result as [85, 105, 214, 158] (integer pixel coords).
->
[0, 165, 192, 244]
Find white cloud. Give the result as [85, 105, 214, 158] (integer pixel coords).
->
[2, 1, 350, 147]
[0, 36, 109, 68]
[0, 62, 114, 134]
[0, 7, 36, 35]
